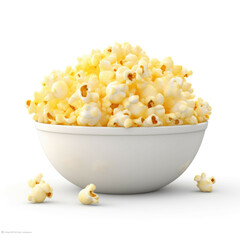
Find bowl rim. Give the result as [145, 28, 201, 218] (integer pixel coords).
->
[35, 121, 208, 136]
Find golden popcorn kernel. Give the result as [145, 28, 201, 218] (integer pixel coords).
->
[90, 191, 96, 197]
[28, 175, 53, 203]
[67, 67, 75, 76]
[78, 184, 99, 205]
[44, 101, 47, 104]
[151, 115, 157, 124]
[26, 100, 31, 107]
[128, 72, 136, 81]
[42, 83, 46, 86]
[80, 85, 88, 97]
[172, 65, 182, 75]
[70, 105, 76, 111]
[91, 108, 99, 118]
[107, 48, 112, 53]
[147, 100, 154, 108]
[114, 122, 119, 127]
[28, 173, 43, 188]
[47, 192, 52, 197]
[124, 118, 133, 128]
[120, 60, 123, 65]
[47, 113, 54, 120]
[194, 173, 215, 192]
[161, 65, 166, 73]
[184, 70, 193, 77]
[140, 65, 145, 74]
[110, 103, 119, 109]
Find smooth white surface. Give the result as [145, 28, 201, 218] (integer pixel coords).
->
[0, 0, 240, 239]
[36, 122, 207, 193]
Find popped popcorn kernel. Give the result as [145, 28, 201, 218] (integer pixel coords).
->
[194, 172, 215, 192]
[26, 43, 211, 127]
[28, 173, 43, 188]
[78, 184, 99, 205]
[27, 174, 53, 203]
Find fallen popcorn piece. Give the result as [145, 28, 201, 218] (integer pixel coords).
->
[194, 172, 215, 192]
[28, 173, 43, 188]
[28, 180, 53, 203]
[78, 184, 99, 205]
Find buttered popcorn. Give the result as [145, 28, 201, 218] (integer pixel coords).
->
[27, 174, 53, 203]
[26, 43, 211, 127]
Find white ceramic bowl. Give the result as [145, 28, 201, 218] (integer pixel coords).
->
[35, 122, 208, 194]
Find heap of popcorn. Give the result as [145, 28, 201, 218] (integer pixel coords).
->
[26, 43, 211, 128]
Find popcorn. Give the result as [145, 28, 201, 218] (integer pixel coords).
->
[137, 58, 151, 78]
[123, 95, 147, 118]
[144, 93, 164, 107]
[133, 117, 145, 127]
[164, 80, 182, 98]
[142, 114, 163, 127]
[147, 104, 165, 117]
[165, 113, 183, 126]
[78, 184, 99, 205]
[26, 43, 211, 127]
[27, 174, 53, 203]
[99, 60, 112, 71]
[108, 109, 133, 128]
[170, 100, 194, 118]
[160, 57, 173, 72]
[194, 98, 212, 123]
[56, 114, 76, 125]
[116, 66, 130, 82]
[140, 85, 157, 99]
[123, 69, 136, 85]
[123, 54, 138, 68]
[169, 77, 183, 88]
[90, 50, 102, 66]
[69, 83, 90, 104]
[184, 115, 198, 125]
[26, 100, 37, 114]
[194, 172, 215, 192]
[77, 103, 101, 126]
[28, 173, 43, 188]
[106, 81, 128, 104]
[99, 71, 115, 85]
[51, 80, 69, 99]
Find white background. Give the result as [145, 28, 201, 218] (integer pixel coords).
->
[0, 0, 240, 239]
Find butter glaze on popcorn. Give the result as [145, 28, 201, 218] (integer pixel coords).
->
[26, 43, 211, 127]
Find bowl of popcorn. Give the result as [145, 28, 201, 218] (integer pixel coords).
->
[26, 43, 211, 194]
